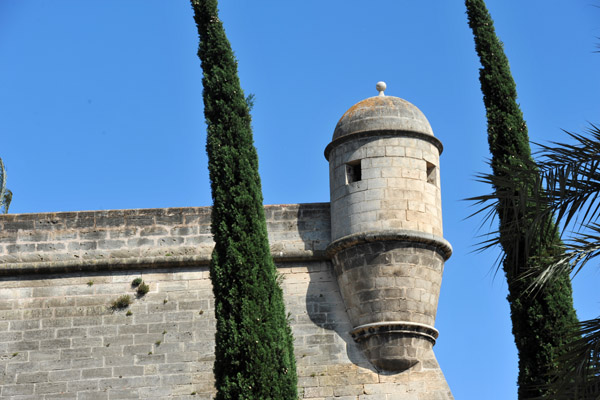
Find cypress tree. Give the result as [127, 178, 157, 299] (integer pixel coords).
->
[465, 1, 579, 398]
[190, 1, 297, 399]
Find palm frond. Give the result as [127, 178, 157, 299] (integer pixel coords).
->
[468, 124, 600, 286]
[540, 317, 600, 400]
[468, 159, 562, 276]
[562, 223, 600, 277]
[536, 125, 600, 231]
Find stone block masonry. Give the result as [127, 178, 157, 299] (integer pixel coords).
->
[329, 136, 443, 240]
[0, 205, 330, 272]
[0, 204, 452, 399]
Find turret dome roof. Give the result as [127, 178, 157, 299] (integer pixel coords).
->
[332, 86, 434, 142]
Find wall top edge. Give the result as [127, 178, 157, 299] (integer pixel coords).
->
[0, 202, 331, 219]
[0, 203, 332, 277]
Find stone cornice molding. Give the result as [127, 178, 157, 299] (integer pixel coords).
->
[326, 229, 453, 261]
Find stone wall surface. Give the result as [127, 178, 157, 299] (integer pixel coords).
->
[329, 136, 443, 241]
[332, 241, 445, 328]
[0, 204, 453, 399]
[0, 204, 331, 273]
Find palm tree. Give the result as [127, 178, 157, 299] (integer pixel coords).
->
[473, 124, 600, 398]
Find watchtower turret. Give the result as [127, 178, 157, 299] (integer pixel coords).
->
[325, 82, 452, 372]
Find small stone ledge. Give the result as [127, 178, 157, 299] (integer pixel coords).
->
[0, 254, 209, 276]
[350, 321, 439, 344]
[326, 229, 452, 260]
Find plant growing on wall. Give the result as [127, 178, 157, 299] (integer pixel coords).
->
[190, 1, 297, 399]
[110, 295, 132, 311]
[131, 277, 143, 287]
[136, 282, 150, 297]
[465, 0, 579, 397]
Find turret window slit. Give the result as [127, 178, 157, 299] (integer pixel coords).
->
[346, 160, 361, 184]
[426, 162, 436, 185]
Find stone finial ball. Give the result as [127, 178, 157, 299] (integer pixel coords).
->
[376, 81, 387, 93]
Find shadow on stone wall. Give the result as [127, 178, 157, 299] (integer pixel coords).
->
[305, 264, 378, 373]
[292, 203, 378, 373]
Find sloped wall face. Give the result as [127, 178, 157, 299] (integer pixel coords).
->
[332, 241, 445, 328]
[0, 206, 453, 400]
[330, 240, 446, 373]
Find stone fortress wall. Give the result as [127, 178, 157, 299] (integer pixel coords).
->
[0, 204, 452, 399]
[0, 83, 454, 399]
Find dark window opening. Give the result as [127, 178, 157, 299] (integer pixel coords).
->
[346, 160, 361, 184]
[426, 162, 436, 185]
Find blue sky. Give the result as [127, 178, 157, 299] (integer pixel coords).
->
[1, 1, 599, 398]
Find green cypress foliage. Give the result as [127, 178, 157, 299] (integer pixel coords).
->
[465, 1, 579, 398]
[190, 1, 297, 399]
[0, 157, 12, 214]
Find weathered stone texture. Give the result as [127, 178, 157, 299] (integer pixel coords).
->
[329, 137, 443, 240]
[0, 205, 452, 399]
[333, 241, 445, 327]
[0, 204, 330, 273]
